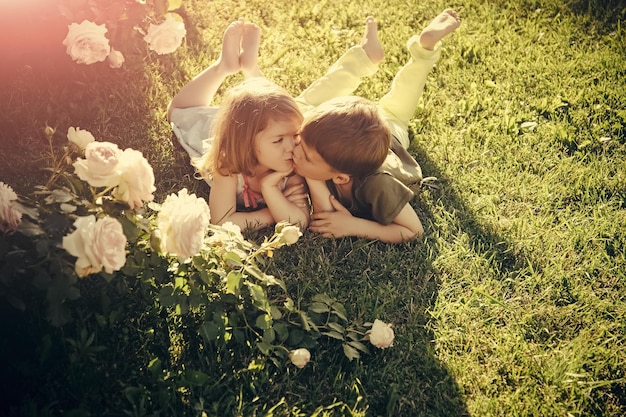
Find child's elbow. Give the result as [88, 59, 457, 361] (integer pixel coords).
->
[295, 213, 310, 231]
[414, 222, 424, 239]
[404, 222, 424, 242]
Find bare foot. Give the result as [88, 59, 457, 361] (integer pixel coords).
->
[241, 22, 263, 77]
[361, 16, 384, 64]
[218, 18, 244, 74]
[419, 9, 461, 50]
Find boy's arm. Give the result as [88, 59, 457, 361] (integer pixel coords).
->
[309, 198, 423, 244]
[305, 178, 334, 212]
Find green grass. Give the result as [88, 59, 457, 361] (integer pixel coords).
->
[1, 0, 625, 415]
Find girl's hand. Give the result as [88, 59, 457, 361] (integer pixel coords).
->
[260, 170, 291, 191]
[282, 183, 309, 209]
[260, 170, 310, 229]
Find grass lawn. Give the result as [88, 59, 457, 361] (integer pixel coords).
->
[1, 0, 625, 415]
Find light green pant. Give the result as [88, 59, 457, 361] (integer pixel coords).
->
[295, 37, 442, 148]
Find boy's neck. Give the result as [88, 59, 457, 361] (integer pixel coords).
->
[334, 179, 354, 200]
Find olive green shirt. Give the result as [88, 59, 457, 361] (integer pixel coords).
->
[326, 137, 422, 225]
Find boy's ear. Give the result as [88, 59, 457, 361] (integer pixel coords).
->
[331, 173, 351, 185]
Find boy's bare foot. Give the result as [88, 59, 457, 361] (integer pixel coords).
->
[241, 22, 263, 77]
[361, 16, 384, 64]
[419, 9, 461, 50]
[219, 18, 244, 74]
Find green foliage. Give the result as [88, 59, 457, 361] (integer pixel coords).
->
[0, 127, 388, 416]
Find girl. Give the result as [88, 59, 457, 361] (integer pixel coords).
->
[167, 19, 309, 231]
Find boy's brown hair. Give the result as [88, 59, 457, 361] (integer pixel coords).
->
[300, 96, 390, 178]
[195, 77, 303, 178]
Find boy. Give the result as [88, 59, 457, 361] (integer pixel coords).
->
[293, 9, 461, 243]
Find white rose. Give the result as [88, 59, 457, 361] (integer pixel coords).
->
[0, 182, 22, 234]
[221, 222, 243, 237]
[107, 48, 125, 68]
[63, 20, 111, 65]
[289, 348, 311, 368]
[62, 215, 127, 277]
[143, 14, 186, 55]
[368, 319, 394, 349]
[277, 223, 302, 245]
[207, 222, 248, 260]
[113, 148, 155, 209]
[73, 141, 122, 188]
[156, 189, 210, 259]
[67, 127, 95, 150]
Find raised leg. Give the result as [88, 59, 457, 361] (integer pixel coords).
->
[167, 19, 245, 119]
[241, 22, 263, 78]
[418, 9, 461, 51]
[295, 17, 383, 111]
[378, 9, 460, 148]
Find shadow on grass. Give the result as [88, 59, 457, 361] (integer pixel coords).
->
[262, 193, 473, 417]
[563, 0, 626, 23]
[269, 127, 545, 415]
[411, 130, 539, 278]
[263, 235, 469, 416]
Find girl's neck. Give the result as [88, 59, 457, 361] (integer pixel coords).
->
[250, 164, 272, 178]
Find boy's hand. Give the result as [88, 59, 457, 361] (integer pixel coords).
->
[309, 195, 356, 238]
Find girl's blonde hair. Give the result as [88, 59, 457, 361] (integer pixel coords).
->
[195, 77, 302, 178]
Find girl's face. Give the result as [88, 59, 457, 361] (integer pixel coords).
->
[254, 117, 301, 174]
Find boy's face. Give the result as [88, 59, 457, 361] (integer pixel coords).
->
[292, 137, 339, 181]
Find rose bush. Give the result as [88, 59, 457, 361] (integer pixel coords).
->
[113, 148, 156, 209]
[72, 140, 155, 208]
[0, 125, 397, 414]
[59, 0, 186, 67]
[155, 188, 211, 259]
[73, 141, 123, 187]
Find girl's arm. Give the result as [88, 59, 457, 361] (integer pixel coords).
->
[209, 173, 275, 230]
[261, 171, 310, 229]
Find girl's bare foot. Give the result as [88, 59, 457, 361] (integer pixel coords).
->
[361, 16, 384, 64]
[219, 18, 244, 74]
[240, 22, 263, 77]
[419, 9, 461, 50]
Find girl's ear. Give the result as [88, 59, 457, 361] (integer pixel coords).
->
[331, 173, 351, 185]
